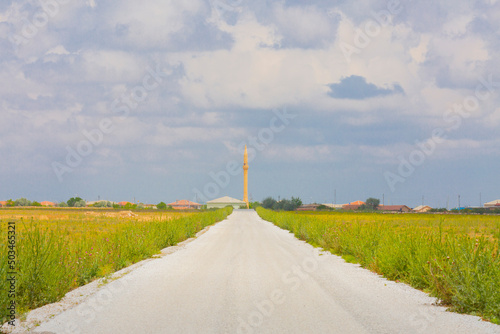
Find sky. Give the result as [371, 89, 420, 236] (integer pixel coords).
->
[0, 0, 499, 208]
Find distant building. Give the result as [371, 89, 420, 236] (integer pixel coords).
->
[143, 204, 158, 209]
[379, 205, 412, 213]
[413, 205, 432, 213]
[40, 201, 56, 207]
[321, 204, 344, 209]
[0, 201, 7, 207]
[118, 201, 131, 206]
[342, 201, 365, 210]
[168, 200, 201, 210]
[297, 204, 320, 211]
[206, 196, 246, 209]
[484, 200, 500, 208]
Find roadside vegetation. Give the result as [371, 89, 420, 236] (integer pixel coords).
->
[0, 207, 232, 325]
[257, 208, 500, 324]
[261, 196, 302, 211]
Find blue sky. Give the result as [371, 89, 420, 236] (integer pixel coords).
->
[0, 0, 499, 208]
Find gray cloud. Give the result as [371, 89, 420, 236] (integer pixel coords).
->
[327, 75, 404, 100]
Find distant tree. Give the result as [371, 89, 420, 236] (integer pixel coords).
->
[263, 196, 302, 211]
[74, 200, 87, 208]
[15, 198, 32, 206]
[94, 201, 113, 208]
[31, 201, 42, 207]
[316, 205, 331, 211]
[249, 201, 261, 209]
[157, 202, 167, 210]
[67, 197, 83, 207]
[6, 199, 15, 207]
[58, 202, 68, 207]
[262, 197, 277, 209]
[365, 198, 380, 210]
[124, 203, 137, 210]
[282, 200, 297, 211]
[291, 197, 302, 210]
[430, 208, 448, 213]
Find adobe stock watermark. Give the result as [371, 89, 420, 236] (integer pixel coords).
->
[51, 63, 170, 183]
[335, 0, 407, 63]
[408, 306, 438, 333]
[60, 275, 132, 334]
[236, 248, 322, 334]
[192, 107, 297, 203]
[385, 74, 500, 192]
[8, 0, 71, 48]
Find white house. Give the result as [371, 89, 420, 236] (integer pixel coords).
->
[206, 196, 246, 209]
[484, 199, 500, 208]
[413, 205, 432, 213]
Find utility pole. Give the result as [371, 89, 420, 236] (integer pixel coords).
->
[334, 189, 337, 205]
[383, 193, 385, 206]
[458, 194, 461, 208]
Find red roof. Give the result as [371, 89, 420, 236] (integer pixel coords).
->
[118, 201, 131, 206]
[0, 201, 7, 206]
[379, 205, 411, 212]
[168, 200, 201, 206]
[350, 200, 365, 205]
[41, 201, 56, 206]
[168, 200, 201, 209]
[342, 204, 363, 210]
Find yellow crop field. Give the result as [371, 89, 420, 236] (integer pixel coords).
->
[257, 208, 500, 324]
[0, 207, 232, 324]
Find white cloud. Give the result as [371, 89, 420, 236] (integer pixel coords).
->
[103, 0, 205, 48]
[80, 50, 147, 83]
[272, 4, 333, 47]
[442, 14, 474, 37]
[430, 36, 489, 73]
[46, 45, 70, 55]
[409, 35, 430, 64]
[481, 108, 500, 128]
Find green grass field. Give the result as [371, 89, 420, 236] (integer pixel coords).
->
[257, 208, 500, 324]
[0, 207, 232, 325]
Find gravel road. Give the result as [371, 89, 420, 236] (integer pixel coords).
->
[33, 210, 500, 334]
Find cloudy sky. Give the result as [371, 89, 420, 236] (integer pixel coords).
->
[1, 0, 499, 208]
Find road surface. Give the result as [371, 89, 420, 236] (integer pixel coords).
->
[35, 210, 500, 334]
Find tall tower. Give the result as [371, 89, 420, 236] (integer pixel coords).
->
[243, 145, 249, 208]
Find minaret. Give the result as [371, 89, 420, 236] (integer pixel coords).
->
[243, 145, 249, 209]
